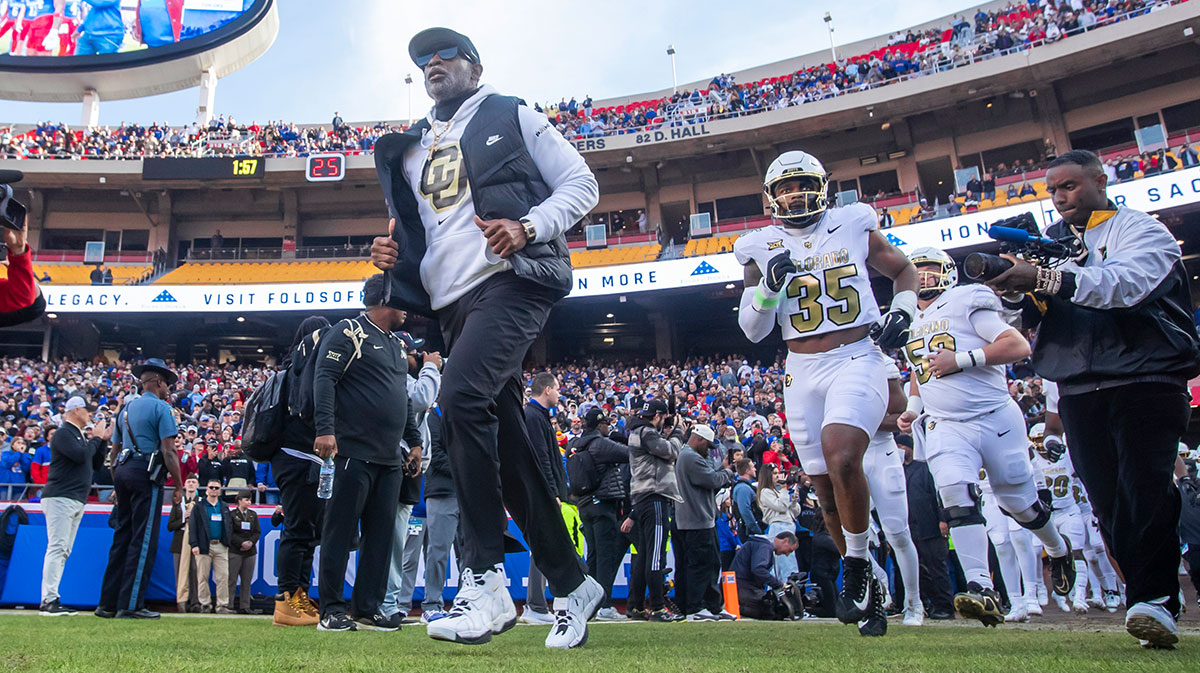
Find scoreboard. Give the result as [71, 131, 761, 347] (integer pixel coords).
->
[142, 157, 265, 181]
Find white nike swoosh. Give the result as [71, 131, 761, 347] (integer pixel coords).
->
[486, 135, 502, 146]
[854, 593, 870, 612]
[373, 345, 383, 349]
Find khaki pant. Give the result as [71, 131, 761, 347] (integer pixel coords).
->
[195, 542, 230, 609]
[175, 513, 198, 606]
[228, 553, 256, 611]
[41, 497, 85, 604]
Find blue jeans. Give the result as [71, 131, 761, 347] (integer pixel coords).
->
[75, 32, 123, 56]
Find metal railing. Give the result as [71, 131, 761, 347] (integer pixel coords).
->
[186, 244, 372, 261]
[0, 482, 282, 506]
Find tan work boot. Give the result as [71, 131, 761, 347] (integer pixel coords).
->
[273, 591, 318, 627]
[294, 587, 320, 618]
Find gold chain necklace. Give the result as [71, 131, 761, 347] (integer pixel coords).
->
[428, 119, 453, 160]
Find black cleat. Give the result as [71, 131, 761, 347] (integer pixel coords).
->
[857, 576, 888, 637]
[836, 556, 873, 624]
[648, 609, 685, 622]
[1047, 538, 1077, 597]
[954, 582, 1006, 627]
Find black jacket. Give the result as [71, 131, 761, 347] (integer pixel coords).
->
[525, 401, 568, 502]
[904, 459, 945, 542]
[229, 506, 261, 556]
[424, 408, 455, 499]
[373, 94, 571, 316]
[167, 495, 200, 554]
[222, 452, 255, 484]
[197, 455, 224, 485]
[313, 315, 422, 466]
[568, 429, 630, 503]
[42, 422, 106, 503]
[189, 498, 233, 555]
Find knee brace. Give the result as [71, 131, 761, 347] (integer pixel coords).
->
[1003, 497, 1052, 531]
[939, 484, 986, 529]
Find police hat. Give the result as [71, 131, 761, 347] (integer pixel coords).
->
[408, 28, 480, 67]
[131, 358, 178, 386]
[639, 399, 669, 418]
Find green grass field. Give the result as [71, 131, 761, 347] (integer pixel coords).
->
[0, 615, 1195, 673]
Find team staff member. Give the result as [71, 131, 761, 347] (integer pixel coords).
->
[271, 316, 329, 627]
[39, 396, 112, 616]
[371, 27, 602, 649]
[313, 274, 422, 633]
[988, 149, 1200, 649]
[673, 425, 736, 621]
[97, 358, 184, 620]
[520, 372, 568, 624]
[570, 407, 631, 621]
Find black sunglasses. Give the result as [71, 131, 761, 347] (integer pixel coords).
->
[416, 46, 470, 68]
[207, 485, 221, 489]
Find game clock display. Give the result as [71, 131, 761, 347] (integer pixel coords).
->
[142, 157, 266, 181]
[306, 154, 346, 182]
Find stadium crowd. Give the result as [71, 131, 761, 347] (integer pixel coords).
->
[0, 0, 1178, 161]
[6, 344, 1193, 621]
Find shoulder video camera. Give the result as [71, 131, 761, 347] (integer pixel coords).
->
[963, 212, 1083, 282]
[1, 170, 26, 233]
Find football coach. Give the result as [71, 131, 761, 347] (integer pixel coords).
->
[371, 28, 602, 649]
[987, 149, 1200, 649]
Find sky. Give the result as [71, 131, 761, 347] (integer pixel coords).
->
[0, 0, 979, 127]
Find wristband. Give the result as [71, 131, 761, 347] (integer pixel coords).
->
[889, 290, 918, 320]
[954, 348, 987, 370]
[752, 283, 780, 311]
[905, 396, 924, 416]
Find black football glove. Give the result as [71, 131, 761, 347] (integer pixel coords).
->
[1043, 437, 1066, 462]
[869, 308, 912, 350]
[764, 252, 797, 293]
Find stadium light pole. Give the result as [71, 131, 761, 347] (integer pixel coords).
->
[824, 12, 837, 63]
[666, 45, 677, 94]
[404, 73, 414, 125]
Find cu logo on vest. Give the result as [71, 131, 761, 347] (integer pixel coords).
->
[421, 144, 471, 212]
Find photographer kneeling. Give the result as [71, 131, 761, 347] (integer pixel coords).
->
[731, 531, 800, 620]
[987, 149, 1200, 649]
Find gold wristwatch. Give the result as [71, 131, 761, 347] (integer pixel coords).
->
[520, 218, 537, 243]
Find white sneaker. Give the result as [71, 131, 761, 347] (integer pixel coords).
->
[714, 610, 738, 621]
[1054, 595, 1070, 613]
[519, 608, 556, 625]
[1103, 590, 1121, 613]
[902, 599, 924, 626]
[1125, 599, 1179, 649]
[594, 607, 627, 622]
[1005, 602, 1029, 623]
[545, 576, 604, 650]
[420, 609, 447, 624]
[427, 566, 517, 645]
[686, 609, 718, 622]
[1025, 596, 1043, 617]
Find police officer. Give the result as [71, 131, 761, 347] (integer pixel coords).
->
[96, 358, 184, 619]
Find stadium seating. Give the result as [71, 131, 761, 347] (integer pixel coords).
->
[682, 234, 740, 258]
[33, 264, 152, 285]
[571, 243, 662, 268]
[155, 260, 377, 285]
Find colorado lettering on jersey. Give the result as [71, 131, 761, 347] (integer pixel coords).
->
[910, 318, 950, 339]
[794, 248, 850, 272]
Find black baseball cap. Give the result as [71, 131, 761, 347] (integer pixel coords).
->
[583, 407, 607, 429]
[409, 28, 480, 67]
[638, 399, 669, 419]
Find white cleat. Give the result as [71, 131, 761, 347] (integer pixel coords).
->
[1103, 590, 1121, 613]
[545, 576, 604, 649]
[427, 566, 517, 645]
[902, 599, 924, 626]
[1054, 595, 1070, 613]
[1072, 598, 1089, 615]
[1036, 584, 1048, 607]
[1025, 596, 1043, 617]
[1006, 601, 1029, 623]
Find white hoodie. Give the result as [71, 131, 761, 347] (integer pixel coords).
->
[402, 84, 599, 311]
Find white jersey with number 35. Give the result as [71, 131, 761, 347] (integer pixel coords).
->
[903, 284, 1014, 421]
[733, 203, 881, 341]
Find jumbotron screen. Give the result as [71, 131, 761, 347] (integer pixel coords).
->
[0, 0, 258, 59]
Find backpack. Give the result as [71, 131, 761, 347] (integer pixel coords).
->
[565, 436, 603, 498]
[287, 318, 369, 425]
[731, 480, 766, 540]
[241, 369, 288, 461]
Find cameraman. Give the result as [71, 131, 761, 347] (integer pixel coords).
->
[987, 149, 1200, 649]
[1, 171, 44, 328]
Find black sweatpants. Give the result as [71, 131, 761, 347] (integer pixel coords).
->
[271, 450, 323, 595]
[580, 499, 625, 608]
[99, 460, 163, 613]
[627, 498, 670, 612]
[808, 532, 841, 618]
[1183, 546, 1200, 598]
[1059, 382, 1189, 616]
[675, 527, 723, 616]
[915, 536, 955, 615]
[317, 456, 402, 619]
[437, 272, 584, 598]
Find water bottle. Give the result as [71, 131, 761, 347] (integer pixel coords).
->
[317, 457, 335, 499]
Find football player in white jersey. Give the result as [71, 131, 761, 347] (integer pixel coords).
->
[896, 247, 1076, 626]
[1042, 381, 1123, 612]
[863, 355, 923, 626]
[978, 467, 1031, 622]
[1028, 422, 1090, 614]
[736, 150, 919, 637]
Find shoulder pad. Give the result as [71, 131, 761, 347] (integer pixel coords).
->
[966, 284, 1002, 312]
[733, 229, 777, 267]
